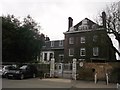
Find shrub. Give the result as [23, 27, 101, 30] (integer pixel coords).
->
[77, 68, 94, 81]
[109, 68, 120, 83]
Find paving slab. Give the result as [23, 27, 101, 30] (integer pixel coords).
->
[41, 78, 117, 88]
[42, 78, 71, 83]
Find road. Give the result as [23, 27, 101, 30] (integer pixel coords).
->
[1, 78, 117, 89]
[2, 78, 71, 88]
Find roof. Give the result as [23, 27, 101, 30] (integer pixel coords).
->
[42, 40, 64, 50]
[65, 18, 103, 33]
[74, 18, 98, 27]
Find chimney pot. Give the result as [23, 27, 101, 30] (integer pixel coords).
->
[102, 11, 106, 28]
[68, 17, 73, 31]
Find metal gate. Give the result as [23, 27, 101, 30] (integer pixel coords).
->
[54, 63, 72, 79]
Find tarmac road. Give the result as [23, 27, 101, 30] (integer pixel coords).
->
[2, 78, 71, 88]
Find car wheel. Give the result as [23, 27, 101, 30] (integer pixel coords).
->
[33, 73, 36, 78]
[20, 74, 24, 80]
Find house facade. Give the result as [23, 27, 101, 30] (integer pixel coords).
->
[40, 40, 64, 63]
[63, 17, 116, 63]
[40, 12, 116, 63]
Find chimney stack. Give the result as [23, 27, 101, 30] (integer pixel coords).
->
[68, 17, 73, 31]
[102, 11, 106, 28]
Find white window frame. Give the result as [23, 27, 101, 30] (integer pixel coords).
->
[59, 40, 63, 46]
[51, 41, 54, 47]
[93, 47, 99, 56]
[80, 48, 86, 56]
[69, 37, 74, 44]
[78, 26, 82, 30]
[69, 48, 74, 56]
[80, 36, 85, 43]
[82, 19, 88, 25]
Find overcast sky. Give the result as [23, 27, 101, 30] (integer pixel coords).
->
[1, 0, 119, 40]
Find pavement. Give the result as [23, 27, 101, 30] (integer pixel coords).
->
[41, 78, 117, 88]
[42, 78, 71, 83]
[2, 77, 118, 88]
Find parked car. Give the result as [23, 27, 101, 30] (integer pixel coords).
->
[6, 64, 38, 79]
[2, 65, 16, 78]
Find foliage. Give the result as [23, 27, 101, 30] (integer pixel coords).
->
[106, 2, 120, 57]
[77, 68, 94, 80]
[109, 68, 120, 83]
[105, 3, 120, 34]
[98, 2, 120, 57]
[35, 63, 50, 73]
[2, 15, 45, 63]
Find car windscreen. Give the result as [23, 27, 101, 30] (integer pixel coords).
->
[19, 65, 27, 69]
[4, 66, 16, 70]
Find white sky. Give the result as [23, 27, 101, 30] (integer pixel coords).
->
[1, 0, 119, 40]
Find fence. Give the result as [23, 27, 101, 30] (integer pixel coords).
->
[54, 63, 72, 79]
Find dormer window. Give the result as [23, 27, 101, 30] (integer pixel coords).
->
[59, 40, 63, 46]
[82, 19, 88, 25]
[92, 24, 98, 29]
[51, 41, 54, 47]
[84, 26, 89, 30]
[70, 27, 74, 31]
[78, 26, 82, 30]
[78, 25, 89, 30]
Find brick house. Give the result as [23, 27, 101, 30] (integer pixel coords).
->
[40, 12, 116, 63]
[63, 14, 116, 63]
[40, 40, 64, 63]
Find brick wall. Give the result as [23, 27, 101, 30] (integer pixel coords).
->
[84, 62, 112, 80]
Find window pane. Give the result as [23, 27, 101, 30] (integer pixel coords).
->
[59, 40, 63, 46]
[69, 48, 74, 56]
[49, 53, 53, 60]
[51, 41, 54, 47]
[44, 53, 47, 61]
[59, 54, 64, 62]
[93, 47, 99, 56]
[80, 48, 86, 56]
[69, 37, 74, 44]
[81, 37, 85, 43]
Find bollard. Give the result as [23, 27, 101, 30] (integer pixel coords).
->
[44, 73, 46, 78]
[106, 73, 109, 85]
[95, 73, 97, 84]
[117, 83, 119, 88]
